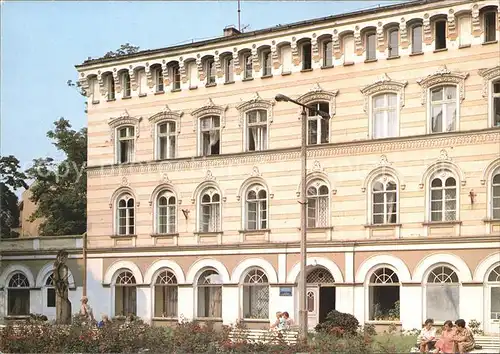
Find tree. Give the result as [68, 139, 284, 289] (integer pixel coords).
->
[26, 118, 87, 236]
[103, 43, 140, 58]
[0, 155, 27, 239]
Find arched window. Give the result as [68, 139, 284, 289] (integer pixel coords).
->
[245, 184, 267, 230]
[430, 85, 457, 133]
[246, 110, 268, 151]
[199, 188, 221, 232]
[45, 273, 56, 308]
[388, 28, 399, 58]
[307, 179, 329, 228]
[307, 102, 330, 145]
[493, 169, 500, 220]
[487, 265, 500, 322]
[242, 268, 269, 319]
[430, 171, 457, 222]
[372, 175, 398, 224]
[492, 79, 500, 127]
[116, 194, 135, 235]
[368, 268, 400, 321]
[157, 121, 176, 159]
[7, 272, 30, 316]
[121, 71, 131, 98]
[154, 270, 178, 318]
[117, 126, 135, 163]
[156, 191, 176, 234]
[411, 23, 423, 54]
[196, 269, 222, 318]
[114, 271, 137, 316]
[372, 93, 398, 138]
[426, 266, 459, 322]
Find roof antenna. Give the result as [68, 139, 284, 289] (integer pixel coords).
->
[238, 0, 241, 32]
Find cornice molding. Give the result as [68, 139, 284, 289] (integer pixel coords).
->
[478, 65, 500, 99]
[236, 92, 275, 128]
[416, 65, 469, 105]
[87, 129, 500, 177]
[360, 73, 408, 113]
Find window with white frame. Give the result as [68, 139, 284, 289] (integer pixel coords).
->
[199, 187, 220, 232]
[114, 271, 137, 316]
[205, 58, 216, 85]
[117, 193, 135, 235]
[156, 191, 176, 234]
[430, 171, 457, 222]
[435, 20, 447, 50]
[343, 35, 355, 64]
[307, 180, 329, 228]
[242, 268, 269, 319]
[430, 85, 458, 133]
[323, 40, 333, 67]
[307, 101, 330, 145]
[262, 50, 272, 76]
[280, 45, 292, 73]
[426, 266, 459, 322]
[458, 15, 472, 47]
[7, 272, 30, 316]
[46, 273, 56, 308]
[366, 32, 377, 60]
[484, 11, 497, 43]
[117, 126, 135, 163]
[122, 71, 131, 98]
[171, 64, 181, 90]
[301, 40, 312, 70]
[388, 29, 399, 58]
[372, 175, 398, 224]
[492, 79, 500, 127]
[368, 268, 400, 321]
[411, 24, 423, 54]
[197, 269, 222, 318]
[245, 184, 267, 230]
[106, 74, 115, 100]
[487, 266, 500, 321]
[492, 168, 500, 220]
[188, 61, 198, 88]
[372, 93, 398, 138]
[89, 76, 99, 103]
[155, 67, 164, 92]
[157, 121, 176, 159]
[154, 270, 178, 318]
[246, 110, 267, 151]
[137, 69, 147, 96]
[243, 53, 253, 79]
[225, 57, 234, 83]
[200, 116, 220, 156]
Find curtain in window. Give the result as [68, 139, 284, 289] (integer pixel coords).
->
[189, 62, 198, 87]
[426, 284, 459, 322]
[203, 130, 220, 155]
[459, 16, 472, 46]
[209, 287, 222, 317]
[344, 36, 354, 63]
[281, 46, 292, 72]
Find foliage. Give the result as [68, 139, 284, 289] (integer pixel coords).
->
[25, 118, 87, 236]
[315, 310, 360, 336]
[0, 155, 27, 238]
[362, 323, 378, 336]
[468, 319, 484, 335]
[103, 43, 140, 58]
[373, 300, 400, 321]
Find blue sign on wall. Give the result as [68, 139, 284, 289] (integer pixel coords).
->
[279, 287, 293, 296]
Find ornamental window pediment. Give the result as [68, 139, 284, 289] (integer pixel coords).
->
[236, 92, 275, 127]
[416, 65, 469, 105]
[191, 98, 228, 131]
[108, 110, 141, 141]
[360, 73, 407, 113]
[297, 83, 338, 116]
[148, 104, 183, 133]
[478, 65, 500, 99]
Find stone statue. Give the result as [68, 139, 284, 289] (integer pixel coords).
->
[53, 250, 72, 324]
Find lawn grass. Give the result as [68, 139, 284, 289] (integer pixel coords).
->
[372, 334, 417, 352]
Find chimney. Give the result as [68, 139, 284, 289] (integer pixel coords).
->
[223, 25, 241, 37]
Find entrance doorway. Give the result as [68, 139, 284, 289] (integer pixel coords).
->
[486, 265, 500, 335]
[302, 266, 336, 329]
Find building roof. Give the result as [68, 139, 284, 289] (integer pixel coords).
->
[75, 0, 442, 68]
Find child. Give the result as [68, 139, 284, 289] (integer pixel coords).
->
[270, 311, 283, 330]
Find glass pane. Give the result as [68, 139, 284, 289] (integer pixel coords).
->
[366, 33, 376, 59]
[389, 30, 399, 57]
[426, 285, 459, 322]
[412, 25, 422, 53]
[374, 95, 385, 108]
[491, 287, 500, 319]
[431, 87, 443, 102]
[431, 104, 443, 133]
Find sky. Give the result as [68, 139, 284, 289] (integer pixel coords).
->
[1, 0, 399, 171]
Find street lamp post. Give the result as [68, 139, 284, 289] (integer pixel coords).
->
[275, 94, 330, 342]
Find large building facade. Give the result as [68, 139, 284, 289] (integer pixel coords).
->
[3, 0, 500, 333]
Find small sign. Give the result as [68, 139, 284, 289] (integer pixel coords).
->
[279, 287, 292, 296]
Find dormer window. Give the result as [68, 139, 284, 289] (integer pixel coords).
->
[484, 11, 497, 43]
[262, 50, 272, 76]
[206, 59, 216, 85]
[121, 71, 131, 98]
[366, 32, 376, 60]
[435, 20, 447, 50]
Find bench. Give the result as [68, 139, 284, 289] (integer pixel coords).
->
[228, 328, 299, 345]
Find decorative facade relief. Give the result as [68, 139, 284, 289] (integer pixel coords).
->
[354, 26, 363, 56]
[447, 9, 457, 41]
[377, 22, 385, 52]
[311, 35, 320, 62]
[312, 160, 323, 172]
[271, 40, 279, 68]
[471, 4, 481, 37]
[214, 51, 223, 78]
[145, 64, 153, 88]
[112, 69, 121, 93]
[251, 46, 260, 72]
[205, 170, 216, 181]
[236, 92, 275, 127]
[478, 66, 500, 99]
[291, 37, 300, 66]
[148, 104, 183, 136]
[332, 30, 341, 59]
[360, 73, 408, 113]
[416, 65, 469, 105]
[108, 110, 141, 142]
[78, 76, 90, 97]
[400, 17, 409, 49]
[191, 98, 228, 131]
[97, 71, 106, 96]
[423, 13, 432, 45]
[179, 58, 187, 83]
[232, 49, 240, 75]
[162, 61, 170, 86]
[297, 83, 339, 116]
[250, 166, 261, 177]
[196, 57, 205, 82]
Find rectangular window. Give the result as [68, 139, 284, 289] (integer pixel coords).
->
[343, 35, 355, 64]
[388, 30, 399, 57]
[115, 286, 137, 316]
[307, 102, 330, 145]
[122, 72, 131, 98]
[244, 54, 253, 79]
[158, 122, 176, 159]
[201, 203, 220, 232]
[412, 25, 423, 53]
[302, 42, 312, 70]
[262, 51, 272, 76]
[200, 116, 220, 156]
[366, 33, 376, 60]
[206, 59, 216, 85]
[323, 40, 333, 67]
[154, 286, 178, 317]
[137, 69, 147, 96]
[8, 289, 30, 315]
[188, 62, 198, 88]
[281, 45, 292, 73]
[197, 286, 222, 318]
[107, 75, 115, 100]
[435, 20, 447, 50]
[47, 288, 56, 308]
[247, 110, 267, 151]
[485, 12, 497, 42]
[430, 86, 457, 133]
[155, 68, 164, 92]
[493, 81, 500, 127]
[172, 65, 181, 90]
[89, 77, 99, 103]
[458, 16, 472, 46]
[373, 93, 398, 138]
[225, 57, 234, 82]
[118, 126, 135, 163]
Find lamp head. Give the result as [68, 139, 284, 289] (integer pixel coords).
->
[275, 94, 290, 102]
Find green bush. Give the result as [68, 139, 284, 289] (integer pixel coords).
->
[314, 310, 360, 336]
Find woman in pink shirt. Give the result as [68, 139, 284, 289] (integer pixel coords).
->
[434, 320, 455, 354]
